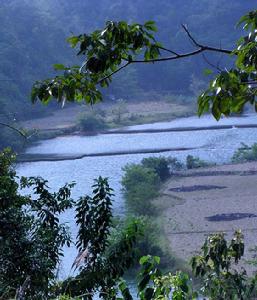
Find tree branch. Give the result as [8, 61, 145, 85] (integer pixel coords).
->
[126, 48, 206, 63]
[156, 45, 179, 56]
[181, 24, 232, 54]
[97, 61, 131, 84]
[202, 53, 223, 72]
[0, 122, 37, 139]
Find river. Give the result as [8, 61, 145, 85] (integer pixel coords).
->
[16, 113, 257, 279]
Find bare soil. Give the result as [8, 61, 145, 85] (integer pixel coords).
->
[156, 162, 257, 273]
[21, 101, 192, 131]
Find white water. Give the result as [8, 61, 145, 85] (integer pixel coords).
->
[17, 114, 257, 277]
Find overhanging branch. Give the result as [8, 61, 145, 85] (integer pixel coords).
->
[0, 122, 37, 139]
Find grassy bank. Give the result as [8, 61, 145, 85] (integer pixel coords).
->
[121, 156, 188, 272]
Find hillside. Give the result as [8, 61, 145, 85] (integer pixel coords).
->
[1, 1, 256, 117]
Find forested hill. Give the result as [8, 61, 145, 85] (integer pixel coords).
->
[1, 0, 256, 121]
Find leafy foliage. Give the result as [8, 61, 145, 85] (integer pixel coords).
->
[77, 111, 107, 132]
[122, 163, 160, 215]
[231, 142, 257, 163]
[0, 149, 74, 299]
[31, 20, 161, 105]
[0, 150, 143, 299]
[191, 230, 257, 299]
[141, 156, 182, 181]
[198, 10, 257, 119]
[30, 7, 257, 121]
[122, 157, 182, 212]
[186, 155, 213, 169]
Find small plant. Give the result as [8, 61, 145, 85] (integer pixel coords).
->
[112, 99, 128, 124]
[186, 155, 212, 169]
[77, 111, 107, 132]
[122, 164, 160, 215]
[142, 156, 182, 181]
[232, 142, 257, 163]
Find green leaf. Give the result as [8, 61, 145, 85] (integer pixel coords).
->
[67, 35, 80, 48]
[53, 64, 66, 71]
[204, 69, 213, 76]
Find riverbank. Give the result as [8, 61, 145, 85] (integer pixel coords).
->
[21, 100, 194, 138]
[155, 162, 257, 274]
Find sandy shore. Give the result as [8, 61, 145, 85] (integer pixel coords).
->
[157, 162, 257, 273]
[21, 101, 192, 131]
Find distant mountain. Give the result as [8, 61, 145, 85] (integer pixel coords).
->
[0, 0, 256, 121]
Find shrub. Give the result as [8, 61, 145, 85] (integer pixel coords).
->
[232, 142, 257, 163]
[122, 164, 160, 215]
[186, 155, 212, 169]
[77, 111, 107, 132]
[142, 156, 182, 180]
[141, 157, 170, 181]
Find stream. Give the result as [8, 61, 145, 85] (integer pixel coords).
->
[17, 113, 257, 279]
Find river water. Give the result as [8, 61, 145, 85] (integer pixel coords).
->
[16, 113, 257, 278]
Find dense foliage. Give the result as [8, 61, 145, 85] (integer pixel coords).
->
[186, 155, 213, 169]
[122, 156, 182, 215]
[0, 149, 74, 298]
[77, 111, 107, 132]
[31, 6, 257, 121]
[0, 150, 142, 299]
[232, 142, 257, 163]
[2, 1, 255, 118]
[3, 4, 257, 300]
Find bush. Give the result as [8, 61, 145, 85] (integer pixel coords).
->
[186, 155, 212, 169]
[1, 150, 142, 299]
[141, 157, 170, 181]
[122, 164, 160, 215]
[232, 142, 257, 163]
[142, 156, 182, 181]
[77, 111, 107, 132]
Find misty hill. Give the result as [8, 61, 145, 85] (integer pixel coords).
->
[0, 0, 256, 122]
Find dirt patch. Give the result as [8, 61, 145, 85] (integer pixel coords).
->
[158, 161, 257, 274]
[21, 101, 192, 131]
[169, 185, 227, 192]
[206, 213, 257, 222]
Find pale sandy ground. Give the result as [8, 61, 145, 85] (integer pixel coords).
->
[156, 162, 257, 274]
[21, 101, 191, 130]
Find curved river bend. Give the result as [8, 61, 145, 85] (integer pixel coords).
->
[17, 114, 257, 278]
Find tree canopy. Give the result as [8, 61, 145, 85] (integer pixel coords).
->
[31, 9, 257, 120]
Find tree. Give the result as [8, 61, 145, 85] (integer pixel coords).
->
[5, 8, 257, 299]
[0, 149, 74, 299]
[31, 10, 257, 121]
[0, 149, 142, 299]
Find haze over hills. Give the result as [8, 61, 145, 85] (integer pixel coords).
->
[0, 0, 256, 121]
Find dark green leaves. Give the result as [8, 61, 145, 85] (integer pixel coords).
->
[32, 20, 162, 105]
[190, 230, 254, 299]
[198, 69, 254, 120]
[53, 63, 67, 70]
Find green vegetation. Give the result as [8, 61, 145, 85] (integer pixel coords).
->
[186, 155, 214, 169]
[77, 111, 108, 132]
[2, 150, 257, 299]
[122, 156, 182, 215]
[3, 4, 257, 300]
[2, 1, 254, 117]
[232, 142, 257, 163]
[122, 163, 160, 216]
[32, 7, 257, 122]
[121, 157, 183, 271]
[0, 149, 142, 299]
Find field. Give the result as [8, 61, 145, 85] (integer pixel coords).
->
[21, 100, 194, 131]
[155, 162, 257, 273]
